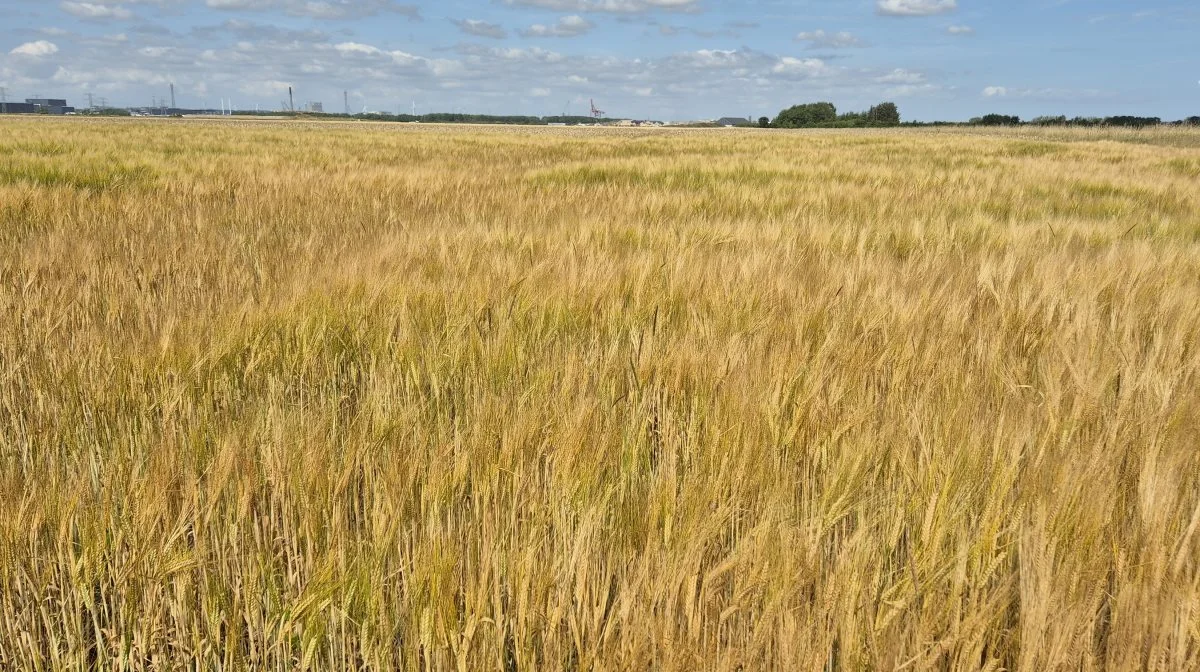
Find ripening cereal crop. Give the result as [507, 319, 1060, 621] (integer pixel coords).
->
[2, 116, 1199, 670]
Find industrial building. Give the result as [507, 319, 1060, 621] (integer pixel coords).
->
[1, 98, 76, 115]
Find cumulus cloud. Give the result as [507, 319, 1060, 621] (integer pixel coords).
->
[191, 18, 327, 42]
[453, 19, 507, 39]
[652, 21, 744, 39]
[795, 30, 866, 49]
[676, 48, 755, 69]
[885, 83, 939, 97]
[10, 41, 60, 57]
[874, 69, 938, 96]
[772, 56, 831, 78]
[520, 16, 594, 38]
[981, 86, 1110, 101]
[52, 64, 170, 87]
[504, 0, 698, 13]
[947, 25, 974, 35]
[333, 41, 382, 56]
[61, 2, 135, 20]
[877, 68, 925, 84]
[877, 0, 956, 16]
[204, 0, 420, 20]
[655, 16, 755, 39]
[455, 44, 567, 66]
[0, 25, 943, 120]
[240, 78, 291, 95]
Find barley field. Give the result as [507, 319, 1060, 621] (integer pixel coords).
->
[2, 117, 1199, 670]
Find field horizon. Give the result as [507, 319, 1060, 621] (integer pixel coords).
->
[2, 117, 1199, 670]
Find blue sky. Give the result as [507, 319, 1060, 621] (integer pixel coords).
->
[1, 0, 1197, 121]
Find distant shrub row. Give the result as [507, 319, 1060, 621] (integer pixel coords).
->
[767, 102, 901, 129]
[763, 102, 1197, 130]
[967, 114, 1192, 128]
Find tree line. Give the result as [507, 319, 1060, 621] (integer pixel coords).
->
[763, 101, 901, 129]
[968, 114, 1196, 128]
[761, 101, 1197, 130]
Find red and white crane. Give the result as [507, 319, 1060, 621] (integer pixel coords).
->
[590, 99, 605, 119]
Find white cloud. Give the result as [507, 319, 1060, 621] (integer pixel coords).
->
[795, 30, 866, 49]
[877, 68, 925, 84]
[206, 0, 269, 8]
[461, 45, 567, 65]
[504, 0, 698, 13]
[10, 41, 60, 57]
[980, 86, 1111, 101]
[204, 0, 419, 20]
[334, 41, 381, 56]
[0, 27, 945, 120]
[529, 87, 551, 97]
[877, 0, 956, 16]
[52, 64, 169, 86]
[680, 49, 752, 69]
[772, 56, 830, 78]
[61, 2, 134, 20]
[453, 19, 507, 39]
[885, 84, 939, 97]
[653, 19, 752, 39]
[240, 79, 291, 95]
[521, 15, 594, 37]
[329, 41, 455, 77]
[947, 25, 974, 35]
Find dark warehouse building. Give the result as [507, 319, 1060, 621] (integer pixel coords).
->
[1, 98, 75, 114]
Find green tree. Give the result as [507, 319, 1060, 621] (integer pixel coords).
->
[772, 102, 837, 128]
[758, 116, 771, 128]
[1031, 115, 1067, 126]
[866, 102, 900, 126]
[973, 114, 1021, 126]
[838, 112, 867, 127]
[1104, 116, 1160, 127]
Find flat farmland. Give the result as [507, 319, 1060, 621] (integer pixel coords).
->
[2, 118, 1199, 670]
